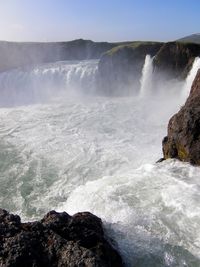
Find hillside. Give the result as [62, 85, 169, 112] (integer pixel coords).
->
[0, 39, 129, 72]
[177, 33, 200, 44]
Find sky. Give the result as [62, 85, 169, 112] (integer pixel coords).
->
[0, 0, 199, 42]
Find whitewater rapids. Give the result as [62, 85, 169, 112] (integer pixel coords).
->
[0, 59, 200, 266]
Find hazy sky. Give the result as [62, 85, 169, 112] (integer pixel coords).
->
[0, 0, 199, 42]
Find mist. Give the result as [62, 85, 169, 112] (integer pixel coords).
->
[0, 60, 98, 106]
[0, 52, 194, 108]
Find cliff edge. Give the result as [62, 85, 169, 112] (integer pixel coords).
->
[162, 69, 200, 165]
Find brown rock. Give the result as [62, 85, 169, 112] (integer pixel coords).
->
[0, 209, 123, 267]
[162, 69, 200, 165]
[154, 42, 200, 79]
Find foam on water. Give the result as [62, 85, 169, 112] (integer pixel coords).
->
[59, 160, 200, 266]
[0, 59, 200, 266]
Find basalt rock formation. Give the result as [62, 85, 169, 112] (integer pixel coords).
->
[154, 42, 200, 79]
[0, 209, 123, 267]
[162, 69, 200, 165]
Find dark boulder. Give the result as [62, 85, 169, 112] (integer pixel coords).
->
[0, 209, 123, 267]
[162, 69, 200, 165]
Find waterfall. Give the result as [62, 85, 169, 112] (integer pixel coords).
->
[182, 57, 200, 99]
[140, 55, 154, 97]
[0, 60, 98, 107]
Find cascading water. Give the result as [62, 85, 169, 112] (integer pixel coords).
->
[182, 57, 200, 99]
[0, 59, 200, 266]
[140, 55, 154, 97]
[0, 60, 98, 106]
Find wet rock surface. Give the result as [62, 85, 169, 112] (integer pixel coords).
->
[0, 209, 123, 267]
[162, 69, 200, 165]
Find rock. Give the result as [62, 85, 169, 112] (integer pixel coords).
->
[162, 69, 200, 165]
[156, 158, 165, 163]
[154, 42, 200, 79]
[0, 209, 123, 267]
[97, 41, 200, 95]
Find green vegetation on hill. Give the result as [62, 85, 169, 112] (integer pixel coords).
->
[98, 41, 163, 95]
[105, 41, 163, 56]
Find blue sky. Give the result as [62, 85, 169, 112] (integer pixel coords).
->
[0, 0, 199, 42]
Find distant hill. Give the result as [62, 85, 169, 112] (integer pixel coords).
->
[177, 34, 200, 44]
[0, 39, 131, 72]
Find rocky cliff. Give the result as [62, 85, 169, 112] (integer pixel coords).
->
[0, 209, 123, 267]
[98, 42, 163, 95]
[1, 39, 200, 96]
[154, 42, 200, 79]
[98, 41, 200, 95]
[162, 69, 200, 165]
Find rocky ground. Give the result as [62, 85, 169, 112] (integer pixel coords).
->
[0, 209, 123, 267]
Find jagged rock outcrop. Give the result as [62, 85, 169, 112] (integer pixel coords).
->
[0, 209, 123, 267]
[154, 42, 200, 79]
[162, 69, 200, 165]
[98, 42, 163, 95]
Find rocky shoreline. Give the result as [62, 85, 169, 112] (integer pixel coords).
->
[0, 209, 123, 267]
